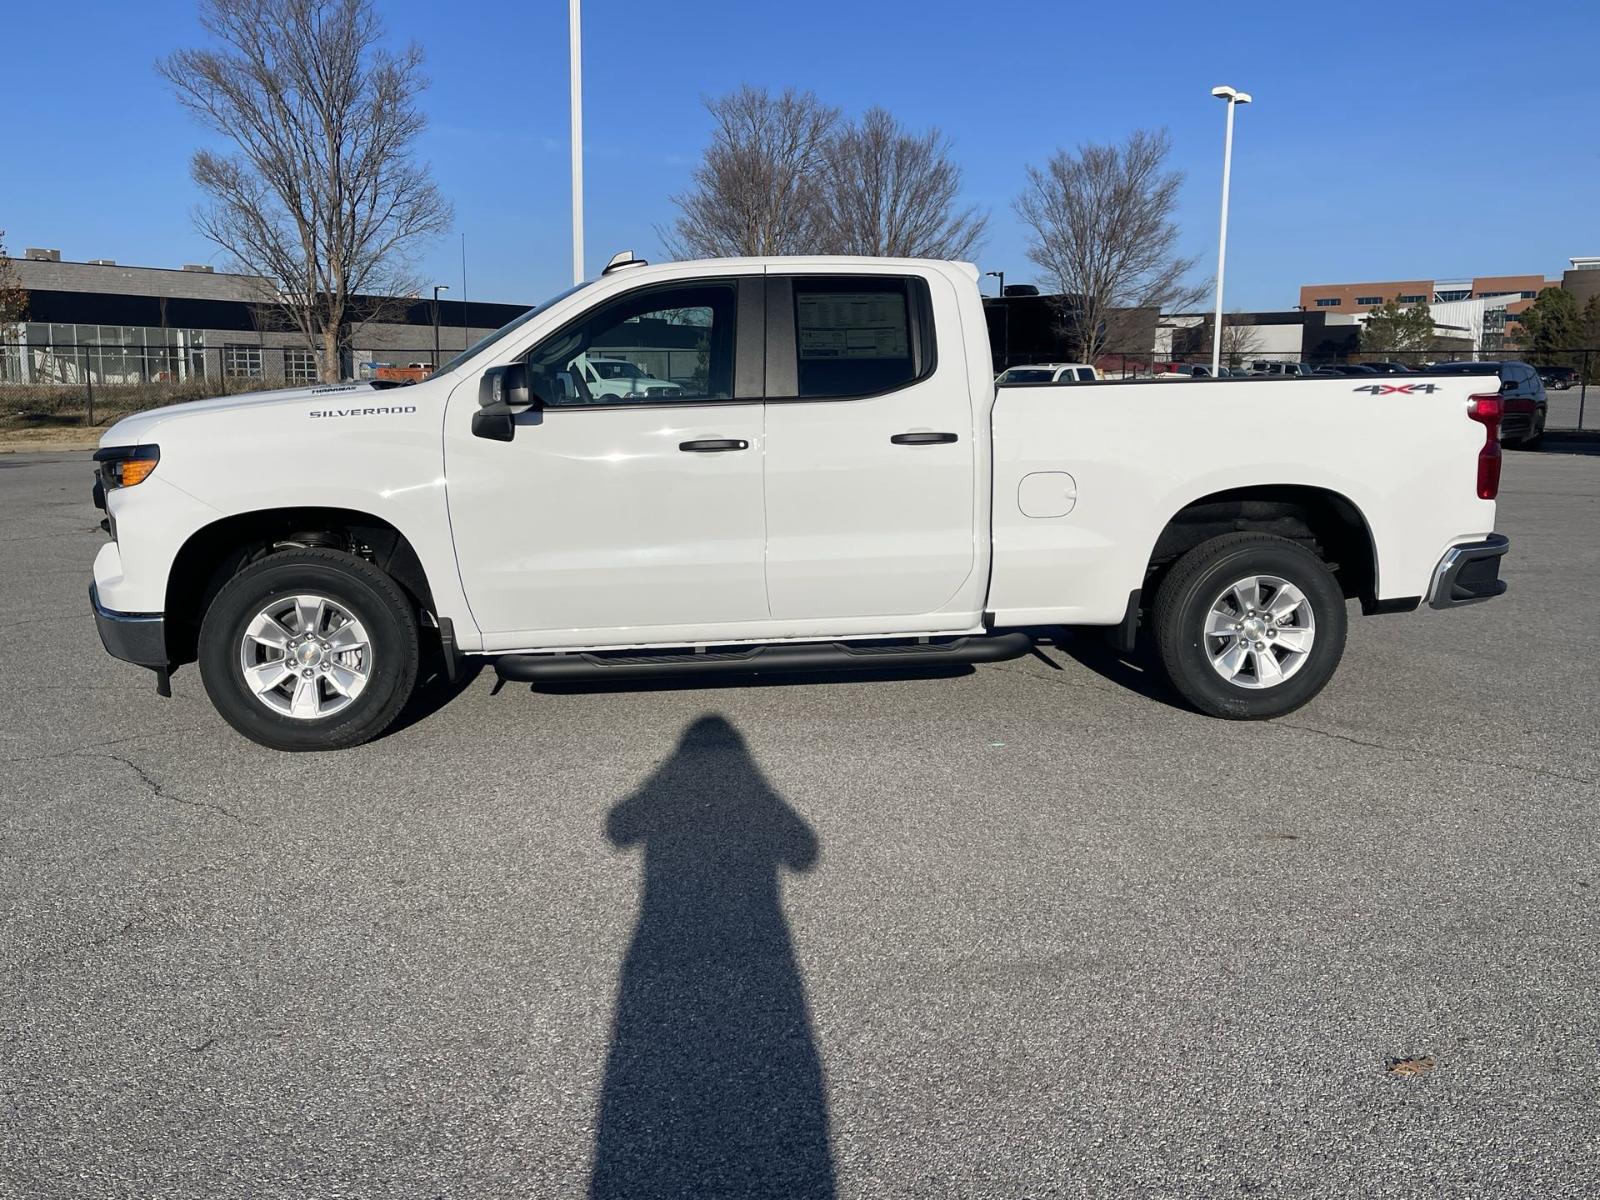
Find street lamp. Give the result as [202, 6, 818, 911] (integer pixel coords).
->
[431, 284, 450, 368]
[569, 0, 585, 285]
[985, 270, 1005, 298]
[1210, 84, 1251, 375]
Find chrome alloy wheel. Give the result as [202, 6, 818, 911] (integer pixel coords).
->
[237, 594, 372, 719]
[1202, 574, 1316, 690]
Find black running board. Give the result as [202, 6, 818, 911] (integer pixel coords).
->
[494, 631, 1034, 684]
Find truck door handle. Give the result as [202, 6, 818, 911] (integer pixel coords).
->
[678, 438, 749, 452]
[890, 431, 958, 445]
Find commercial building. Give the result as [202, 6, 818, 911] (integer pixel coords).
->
[1297, 273, 1560, 317]
[1159, 309, 1370, 364]
[1296, 259, 1600, 355]
[1560, 256, 1600, 309]
[982, 291, 1159, 373]
[1, 248, 529, 386]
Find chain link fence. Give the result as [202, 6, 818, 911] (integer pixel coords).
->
[0, 342, 447, 429]
[8, 339, 1596, 433]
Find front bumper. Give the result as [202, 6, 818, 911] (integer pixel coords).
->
[1427, 534, 1510, 609]
[90, 583, 167, 666]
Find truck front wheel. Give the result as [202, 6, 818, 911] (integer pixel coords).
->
[197, 547, 420, 751]
[1152, 533, 1347, 720]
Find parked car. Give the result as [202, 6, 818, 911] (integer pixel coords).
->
[1362, 361, 1415, 374]
[1154, 363, 1234, 379]
[1424, 361, 1546, 446]
[1537, 365, 1577, 390]
[995, 363, 1100, 385]
[1248, 361, 1315, 377]
[89, 255, 1509, 750]
[1314, 364, 1380, 376]
[575, 354, 684, 400]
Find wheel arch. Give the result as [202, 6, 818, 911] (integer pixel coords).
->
[164, 506, 438, 665]
[1144, 484, 1382, 611]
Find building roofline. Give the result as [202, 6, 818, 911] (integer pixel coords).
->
[4, 254, 263, 280]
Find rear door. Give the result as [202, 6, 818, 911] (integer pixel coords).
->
[760, 269, 982, 622]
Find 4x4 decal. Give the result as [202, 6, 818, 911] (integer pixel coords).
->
[1352, 383, 1439, 395]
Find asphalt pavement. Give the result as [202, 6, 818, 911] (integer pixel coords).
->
[2, 447, 1596, 1199]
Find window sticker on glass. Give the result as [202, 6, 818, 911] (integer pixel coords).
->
[797, 292, 910, 360]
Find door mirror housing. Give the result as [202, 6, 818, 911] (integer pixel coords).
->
[479, 362, 532, 409]
[474, 362, 534, 442]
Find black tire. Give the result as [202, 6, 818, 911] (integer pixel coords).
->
[1152, 533, 1347, 720]
[197, 547, 419, 751]
[1523, 411, 1545, 450]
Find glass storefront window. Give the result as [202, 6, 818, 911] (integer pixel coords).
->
[284, 348, 320, 383]
[224, 345, 264, 378]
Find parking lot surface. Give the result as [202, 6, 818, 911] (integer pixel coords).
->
[3, 447, 1597, 1199]
[1547, 384, 1597, 431]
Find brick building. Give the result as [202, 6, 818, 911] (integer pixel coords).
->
[1297, 273, 1558, 320]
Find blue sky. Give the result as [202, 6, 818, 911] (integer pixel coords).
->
[5, 1, 1597, 309]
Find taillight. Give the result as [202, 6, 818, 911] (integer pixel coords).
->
[1468, 393, 1501, 500]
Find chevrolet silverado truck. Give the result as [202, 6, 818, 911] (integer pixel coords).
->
[89, 254, 1510, 751]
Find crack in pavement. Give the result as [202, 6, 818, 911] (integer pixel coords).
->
[0, 614, 90, 631]
[0, 725, 212, 766]
[990, 657, 1596, 787]
[15, 908, 162, 974]
[87, 751, 265, 827]
[1274, 721, 1597, 787]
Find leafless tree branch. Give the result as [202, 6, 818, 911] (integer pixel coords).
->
[817, 108, 987, 259]
[660, 86, 839, 259]
[159, 0, 451, 380]
[0, 231, 29, 327]
[1014, 129, 1207, 362]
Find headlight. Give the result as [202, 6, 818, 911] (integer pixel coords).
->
[94, 443, 161, 490]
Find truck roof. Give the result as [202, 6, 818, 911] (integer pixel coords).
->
[589, 254, 981, 282]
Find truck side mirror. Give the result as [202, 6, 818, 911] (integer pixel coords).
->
[480, 362, 531, 408]
[473, 363, 533, 442]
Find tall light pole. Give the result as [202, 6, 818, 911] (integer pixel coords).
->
[1210, 85, 1251, 375]
[431, 284, 449, 368]
[569, 0, 585, 285]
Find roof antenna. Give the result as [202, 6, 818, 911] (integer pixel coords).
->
[603, 250, 648, 275]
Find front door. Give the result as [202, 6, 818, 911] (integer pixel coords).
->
[445, 277, 769, 648]
[761, 272, 980, 622]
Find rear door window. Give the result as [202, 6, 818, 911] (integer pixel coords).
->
[790, 276, 929, 399]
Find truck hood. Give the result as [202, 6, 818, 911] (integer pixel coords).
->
[97, 381, 405, 447]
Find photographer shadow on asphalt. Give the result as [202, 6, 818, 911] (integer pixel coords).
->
[589, 714, 836, 1200]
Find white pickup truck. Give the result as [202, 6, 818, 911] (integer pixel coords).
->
[89, 254, 1510, 751]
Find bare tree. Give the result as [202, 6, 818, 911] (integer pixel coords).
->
[0, 231, 27, 328]
[1015, 129, 1206, 362]
[662, 86, 839, 259]
[1192, 311, 1263, 366]
[160, 0, 451, 381]
[818, 108, 987, 259]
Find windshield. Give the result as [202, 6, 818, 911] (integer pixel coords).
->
[1001, 369, 1054, 383]
[432, 281, 590, 377]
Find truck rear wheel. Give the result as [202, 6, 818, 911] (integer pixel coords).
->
[1152, 533, 1347, 720]
[197, 547, 419, 751]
